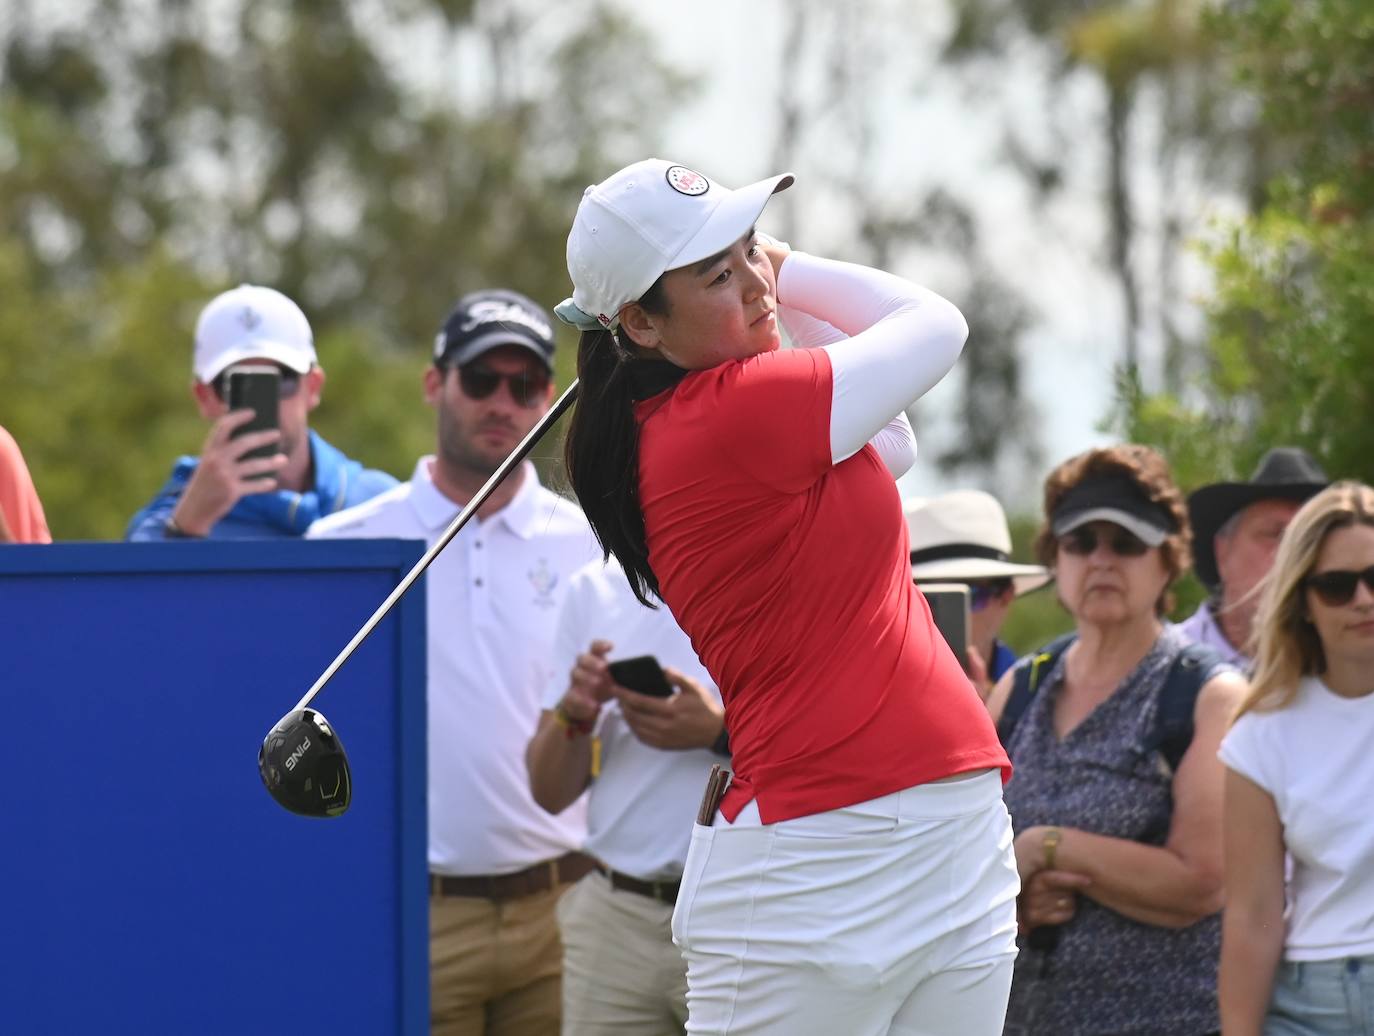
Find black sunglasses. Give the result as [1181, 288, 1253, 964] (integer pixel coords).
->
[1058, 526, 1151, 558]
[1305, 566, 1374, 607]
[212, 366, 303, 401]
[455, 364, 551, 408]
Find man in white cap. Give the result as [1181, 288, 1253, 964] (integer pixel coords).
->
[905, 490, 1051, 695]
[126, 284, 397, 540]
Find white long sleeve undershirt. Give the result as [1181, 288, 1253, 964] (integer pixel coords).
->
[775, 252, 969, 476]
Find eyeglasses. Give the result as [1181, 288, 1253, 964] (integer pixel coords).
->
[1305, 566, 1374, 606]
[968, 580, 1014, 613]
[211, 367, 303, 401]
[455, 364, 551, 408]
[1058, 526, 1151, 558]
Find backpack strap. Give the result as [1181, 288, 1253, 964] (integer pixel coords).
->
[997, 632, 1076, 747]
[1144, 642, 1230, 773]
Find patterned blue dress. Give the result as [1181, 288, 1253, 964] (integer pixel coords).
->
[1001, 626, 1221, 1035]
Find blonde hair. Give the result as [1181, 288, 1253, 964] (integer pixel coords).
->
[1033, 444, 1191, 617]
[1238, 481, 1374, 720]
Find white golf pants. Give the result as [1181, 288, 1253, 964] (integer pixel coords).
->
[671, 769, 1020, 1035]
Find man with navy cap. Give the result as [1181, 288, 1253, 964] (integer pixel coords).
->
[126, 284, 397, 540]
[309, 289, 601, 1036]
[1177, 447, 1329, 667]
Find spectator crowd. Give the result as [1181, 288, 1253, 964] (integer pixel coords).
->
[5, 266, 1371, 1036]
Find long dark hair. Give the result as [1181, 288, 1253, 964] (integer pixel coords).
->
[563, 279, 678, 607]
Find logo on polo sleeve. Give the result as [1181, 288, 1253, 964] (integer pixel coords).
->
[665, 166, 709, 197]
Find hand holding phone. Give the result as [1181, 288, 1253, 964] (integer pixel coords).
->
[171, 365, 286, 534]
[608, 659, 726, 751]
[606, 655, 676, 698]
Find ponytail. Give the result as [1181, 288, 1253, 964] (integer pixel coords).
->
[563, 279, 678, 607]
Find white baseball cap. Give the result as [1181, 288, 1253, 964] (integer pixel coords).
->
[555, 159, 794, 332]
[193, 284, 317, 383]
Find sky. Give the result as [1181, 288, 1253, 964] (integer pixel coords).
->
[618, 0, 1242, 510]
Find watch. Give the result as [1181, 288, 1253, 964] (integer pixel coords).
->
[710, 726, 730, 758]
[164, 516, 201, 538]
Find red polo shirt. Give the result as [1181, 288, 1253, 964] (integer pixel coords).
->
[636, 346, 1009, 824]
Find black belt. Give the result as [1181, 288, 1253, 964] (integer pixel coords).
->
[431, 852, 596, 901]
[596, 863, 680, 906]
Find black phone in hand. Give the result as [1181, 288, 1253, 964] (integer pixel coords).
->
[224, 362, 280, 465]
[607, 655, 675, 698]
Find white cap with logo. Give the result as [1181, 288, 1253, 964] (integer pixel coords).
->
[193, 284, 317, 383]
[555, 159, 793, 332]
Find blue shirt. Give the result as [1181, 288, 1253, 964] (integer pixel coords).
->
[126, 430, 398, 541]
[990, 639, 1018, 682]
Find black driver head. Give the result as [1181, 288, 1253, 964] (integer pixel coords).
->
[258, 708, 352, 818]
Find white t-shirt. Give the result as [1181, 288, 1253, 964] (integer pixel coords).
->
[308, 458, 602, 876]
[1219, 676, 1374, 960]
[542, 558, 724, 882]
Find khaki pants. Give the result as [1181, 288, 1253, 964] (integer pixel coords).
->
[430, 884, 567, 1036]
[557, 870, 689, 1036]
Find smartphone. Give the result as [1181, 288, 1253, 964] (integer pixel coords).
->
[920, 583, 971, 673]
[224, 362, 280, 466]
[607, 655, 675, 698]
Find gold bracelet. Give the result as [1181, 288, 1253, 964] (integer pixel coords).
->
[1042, 827, 1061, 871]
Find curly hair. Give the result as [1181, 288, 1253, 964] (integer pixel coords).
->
[1238, 481, 1374, 720]
[1033, 444, 1192, 617]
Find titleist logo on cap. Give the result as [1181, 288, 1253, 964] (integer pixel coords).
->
[459, 299, 552, 341]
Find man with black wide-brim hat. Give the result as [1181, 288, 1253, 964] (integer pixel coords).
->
[1176, 447, 1329, 667]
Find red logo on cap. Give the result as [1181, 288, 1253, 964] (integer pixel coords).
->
[665, 166, 709, 197]
[597, 313, 612, 327]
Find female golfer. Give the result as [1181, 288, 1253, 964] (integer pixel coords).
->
[556, 160, 1017, 1035]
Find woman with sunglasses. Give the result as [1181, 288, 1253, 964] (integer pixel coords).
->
[1219, 481, 1374, 1036]
[986, 445, 1245, 1035]
[557, 160, 1018, 1034]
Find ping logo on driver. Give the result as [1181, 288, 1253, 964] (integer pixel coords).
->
[283, 736, 312, 771]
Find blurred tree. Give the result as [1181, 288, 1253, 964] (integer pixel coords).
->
[0, 0, 691, 538]
[941, 0, 1260, 392]
[763, 1, 1044, 492]
[1120, 0, 1374, 491]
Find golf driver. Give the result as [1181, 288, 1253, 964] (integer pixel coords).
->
[258, 379, 581, 817]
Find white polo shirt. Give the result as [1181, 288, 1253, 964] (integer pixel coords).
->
[542, 557, 725, 882]
[309, 457, 601, 875]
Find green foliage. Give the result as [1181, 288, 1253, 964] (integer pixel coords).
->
[1211, 0, 1374, 213]
[0, 1, 689, 539]
[1122, 0, 1374, 493]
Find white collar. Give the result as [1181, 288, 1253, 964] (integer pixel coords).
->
[407, 457, 545, 539]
